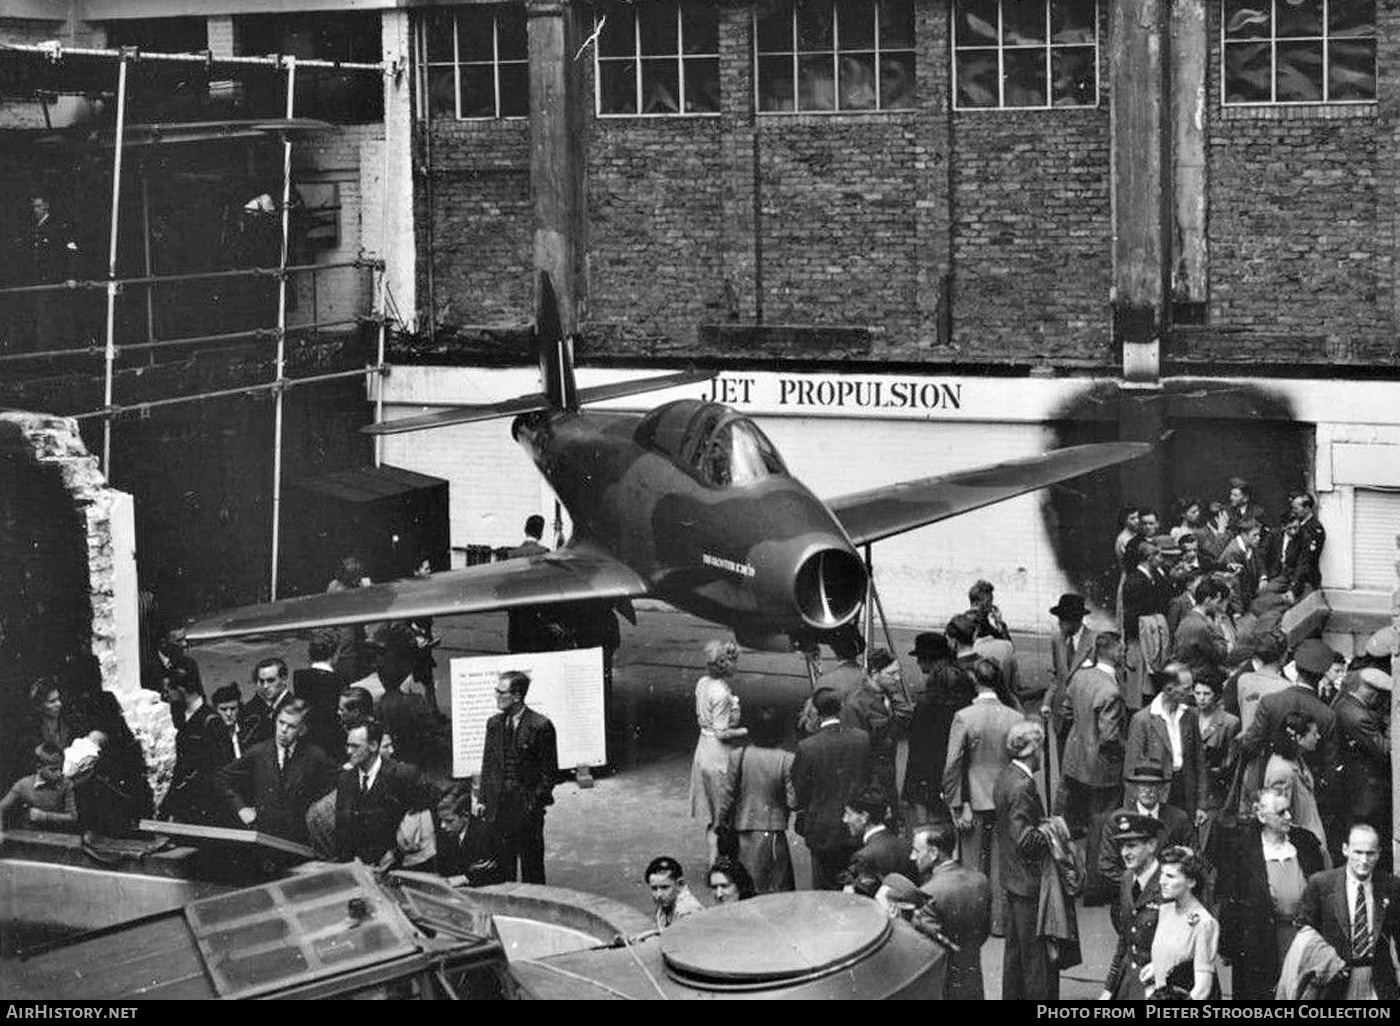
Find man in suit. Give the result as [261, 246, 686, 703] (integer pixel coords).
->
[817, 629, 866, 704]
[793, 686, 870, 890]
[217, 699, 338, 844]
[1219, 518, 1266, 614]
[943, 656, 1023, 934]
[478, 670, 557, 883]
[1042, 593, 1097, 742]
[904, 631, 971, 824]
[1121, 539, 1174, 711]
[838, 789, 909, 896]
[1234, 630, 1290, 733]
[1095, 767, 1195, 896]
[1058, 631, 1127, 839]
[1334, 668, 1392, 870]
[242, 657, 294, 747]
[211, 684, 247, 762]
[159, 673, 231, 826]
[1124, 662, 1206, 822]
[506, 515, 551, 653]
[1170, 577, 1232, 678]
[1296, 822, 1400, 1000]
[840, 648, 914, 812]
[994, 719, 1057, 1000]
[293, 628, 345, 757]
[911, 819, 991, 999]
[1099, 813, 1164, 1000]
[1237, 638, 1339, 807]
[435, 781, 503, 885]
[334, 718, 434, 867]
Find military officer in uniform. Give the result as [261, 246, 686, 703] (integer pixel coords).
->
[1100, 813, 1165, 1000]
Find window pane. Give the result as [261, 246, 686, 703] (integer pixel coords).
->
[641, 57, 680, 112]
[598, 58, 637, 112]
[684, 57, 720, 110]
[878, 0, 914, 49]
[1050, 0, 1094, 44]
[499, 62, 529, 116]
[1051, 46, 1095, 104]
[955, 50, 999, 106]
[498, 6, 528, 58]
[1003, 0, 1047, 45]
[460, 65, 496, 117]
[1003, 47, 1048, 106]
[838, 53, 876, 107]
[1327, 37, 1375, 99]
[879, 53, 915, 107]
[798, 53, 836, 108]
[458, 9, 494, 61]
[425, 11, 455, 61]
[838, 0, 875, 50]
[955, 0, 999, 46]
[758, 54, 796, 109]
[1275, 40, 1323, 100]
[682, 2, 718, 53]
[599, 9, 636, 57]
[639, 2, 680, 55]
[1224, 40, 1271, 101]
[797, 0, 834, 51]
[757, 1, 795, 52]
[427, 67, 456, 116]
[1223, 0, 1270, 38]
[1276, 0, 1322, 38]
[1329, 0, 1375, 37]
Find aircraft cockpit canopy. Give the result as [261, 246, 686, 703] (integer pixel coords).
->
[635, 400, 787, 488]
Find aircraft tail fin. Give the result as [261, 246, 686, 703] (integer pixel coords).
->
[537, 271, 579, 411]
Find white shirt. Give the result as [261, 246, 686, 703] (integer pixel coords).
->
[230, 730, 242, 760]
[1012, 759, 1035, 779]
[1136, 801, 1161, 820]
[1261, 834, 1298, 862]
[1346, 873, 1375, 940]
[863, 824, 889, 846]
[1149, 692, 1186, 770]
[819, 717, 841, 729]
[1093, 660, 1118, 678]
[359, 754, 383, 793]
[277, 743, 295, 770]
[1134, 861, 1159, 893]
[972, 691, 1001, 705]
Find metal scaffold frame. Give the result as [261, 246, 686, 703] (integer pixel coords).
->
[0, 41, 392, 601]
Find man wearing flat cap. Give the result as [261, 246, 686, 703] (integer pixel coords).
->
[1099, 813, 1164, 1001]
[1043, 593, 1097, 742]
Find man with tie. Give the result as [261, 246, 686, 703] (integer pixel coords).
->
[478, 670, 558, 883]
[334, 718, 434, 867]
[1042, 593, 1097, 742]
[217, 699, 337, 844]
[1099, 813, 1164, 1000]
[994, 720, 1057, 1000]
[1296, 823, 1400, 1000]
[241, 657, 295, 747]
[1059, 631, 1127, 839]
[211, 683, 246, 762]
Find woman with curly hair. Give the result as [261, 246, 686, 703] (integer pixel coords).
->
[1148, 846, 1219, 1000]
[707, 857, 757, 905]
[690, 639, 747, 861]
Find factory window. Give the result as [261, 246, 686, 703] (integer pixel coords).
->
[1222, 0, 1375, 105]
[594, 2, 720, 115]
[952, 0, 1097, 110]
[423, 5, 529, 119]
[755, 0, 915, 112]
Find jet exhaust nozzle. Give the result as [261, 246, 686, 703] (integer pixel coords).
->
[794, 547, 867, 630]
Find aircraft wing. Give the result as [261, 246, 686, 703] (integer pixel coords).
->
[827, 441, 1153, 547]
[185, 545, 649, 642]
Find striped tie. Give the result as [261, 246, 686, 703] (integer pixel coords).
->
[1353, 884, 1372, 960]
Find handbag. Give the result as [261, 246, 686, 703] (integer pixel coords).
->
[715, 745, 746, 859]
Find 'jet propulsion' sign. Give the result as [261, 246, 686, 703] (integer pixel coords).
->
[701, 373, 964, 416]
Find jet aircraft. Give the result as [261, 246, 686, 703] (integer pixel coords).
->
[188, 275, 1150, 650]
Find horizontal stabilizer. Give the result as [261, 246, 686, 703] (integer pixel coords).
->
[363, 368, 716, 436]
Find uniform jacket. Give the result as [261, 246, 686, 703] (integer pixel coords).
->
[1334, 691, 1391, 824]
[1237, 684, 1339, 791]
[334, 757, 434, 865]
[792, 722, 870, 852]
[1096, 803, 1195, 894]
[717, 743, 794, 832]
[1046, 627, 1097, 730]
[992, 762, 1049, 899]
[943, 693, 1026, 812]
[1212, 822, 1325, 994]
[164, 702, 232, 824]
[216, 738, 338, 844]
[479, 706, 557, 834]
[1124, 704, 1207, 816]
[838, 825, 910, 896]
[1297, 867, 1400, 1000]
[920, 858, 992, 1000]
[1061, 667, 1127, 788]
[1265, 519, 1326, 593]
[1104, 864, 1163, 996]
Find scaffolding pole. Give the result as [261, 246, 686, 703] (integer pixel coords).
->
[270, 56, 296, 602]
[1, 41, 383, 72]
[101, 53, 130, 477]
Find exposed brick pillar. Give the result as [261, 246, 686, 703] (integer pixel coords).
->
[718, 5, 758, 323]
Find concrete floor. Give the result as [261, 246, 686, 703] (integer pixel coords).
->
[193, 604, 1127, 999]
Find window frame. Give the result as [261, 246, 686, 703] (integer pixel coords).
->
[423, 6, 529, 121]
[753, 0, 918, 115]
[1219, 0, 1377, 107]
[951, 0, 1101, 112]
[592, 2, 721, 119]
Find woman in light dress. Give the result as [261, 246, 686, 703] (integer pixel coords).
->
[1263, 710, 1330, 865]
[1147, 846, 1220, 1000]
[690, 639, 747, 862]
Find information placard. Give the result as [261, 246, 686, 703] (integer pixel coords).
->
[450, 648, 607, 778]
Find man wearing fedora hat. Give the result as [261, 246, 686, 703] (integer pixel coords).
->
[1099, 812, 1165, 1001]
[1334, 666, 1392, 871]
[1043, 593, 1097, 741]
[1059, 632, 1128, 842]
[904, 632, 972, 824]
[1094, 764, 1194, 899]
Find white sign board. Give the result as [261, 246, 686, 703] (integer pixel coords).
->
[450, 648, 607, 778]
